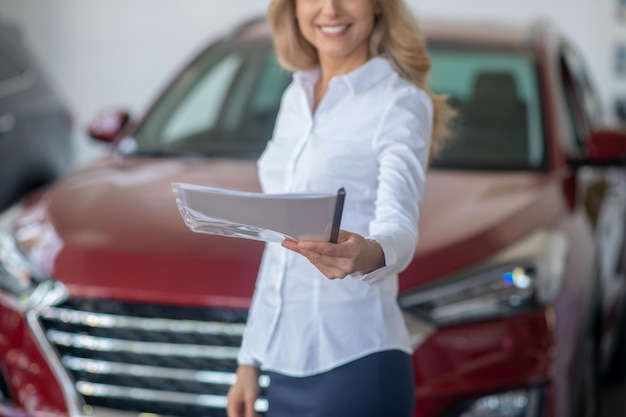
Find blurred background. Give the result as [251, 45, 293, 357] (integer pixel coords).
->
[0, 0, 624, 166]
[0, 0, 625, 415]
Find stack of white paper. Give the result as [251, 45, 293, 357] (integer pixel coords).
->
[172, 183, 345, 243]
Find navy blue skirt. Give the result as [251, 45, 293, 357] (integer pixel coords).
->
[264, 350, 415, 417]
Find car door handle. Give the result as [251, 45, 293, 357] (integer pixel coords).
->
[0, 113, 16, 135]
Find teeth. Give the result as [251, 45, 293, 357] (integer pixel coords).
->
[320, 25, 348, 34]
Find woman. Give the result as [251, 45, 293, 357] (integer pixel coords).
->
[227, 0, 453, 416]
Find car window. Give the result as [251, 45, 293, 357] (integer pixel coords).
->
[221, 49, 291, 138]
[131, 41, 546, 170]
[559, 46, 603, 150]
[132, 41, 291, 159]
[429, 48, 545, 170]
[559, 51, 589, 148]
[162, 54, 244, 143]
[565, 47, 603, 125]
[237, 52, 292, 143]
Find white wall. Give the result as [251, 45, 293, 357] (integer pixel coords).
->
[416, 0, 626, 122]
[0, 0, 271, 161]
[0, 0, 623, 163]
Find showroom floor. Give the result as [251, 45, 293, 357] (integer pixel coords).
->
[599, 381, 626, 416]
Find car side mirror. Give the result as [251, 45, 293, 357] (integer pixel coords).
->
[579, 128, 626, 166]
[88, 110, 130, 143]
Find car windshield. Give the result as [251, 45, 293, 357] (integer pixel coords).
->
[130, 40, 291, 159]
[130, 40, 545, 170]
[429, 46, 545, 170]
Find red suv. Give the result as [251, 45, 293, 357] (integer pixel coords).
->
[1, 18, 626, 417]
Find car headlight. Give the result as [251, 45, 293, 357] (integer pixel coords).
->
[0, 231, 67, 313]
[448, 387, 544, 417]
[0, 203, 21, 234]
[399, 230, 568, 326]
[0, 232, 45, 296]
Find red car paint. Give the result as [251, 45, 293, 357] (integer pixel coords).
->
[1, 18, 625, 417]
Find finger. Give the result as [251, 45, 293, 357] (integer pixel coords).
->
[226, 396, 243, 417]
[300, 240, 360, 258]
[244, 397, 259, 417]
[314, 262, 350, 280]
[299, 241, 341, 256]
[337, 229, 352, 242]
[281, 238, 299, 251]
[283, 236, 360, 276]
[307, 249, 359, 273]
[282, 241, 317, 261]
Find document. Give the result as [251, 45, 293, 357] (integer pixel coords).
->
[172, 183, 345, 243]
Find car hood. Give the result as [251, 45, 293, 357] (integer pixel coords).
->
[405, 169, 565, 291]
[14, 157, 566, 306]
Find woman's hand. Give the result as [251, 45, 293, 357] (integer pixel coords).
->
[227, 365, 262, 417]
[281, 230, 385, 279]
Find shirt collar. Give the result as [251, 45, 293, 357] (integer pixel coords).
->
[292, 56, 393, 95]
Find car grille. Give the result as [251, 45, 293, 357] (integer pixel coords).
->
[37, 298, 268, 417]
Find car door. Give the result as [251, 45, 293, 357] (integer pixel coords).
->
[560, 44, 626, 369]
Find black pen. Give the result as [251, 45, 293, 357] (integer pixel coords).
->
[329, 187, 346, 244]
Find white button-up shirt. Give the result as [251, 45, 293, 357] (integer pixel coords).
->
[237, 56, 433, 377]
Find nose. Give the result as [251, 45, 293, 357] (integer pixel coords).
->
[320, 0, 341, 17]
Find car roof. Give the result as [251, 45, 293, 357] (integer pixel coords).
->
[420, 18, 537, 49]
[228, 16, 540, 50]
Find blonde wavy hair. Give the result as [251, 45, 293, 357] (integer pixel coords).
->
[267, 0, 455, 156]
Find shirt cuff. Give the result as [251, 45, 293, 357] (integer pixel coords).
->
[351, 234, 398, 284]
[237, 347, 261, 368]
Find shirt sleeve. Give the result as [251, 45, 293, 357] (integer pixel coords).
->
[356, 86, 433, 284]
[237, 345, 261, 367]
[237, 284, 263, 367]
[237, 260, 267, 368]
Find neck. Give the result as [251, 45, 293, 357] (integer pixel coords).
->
[313, 48, 371, 111]
[318, 48, 371, 87]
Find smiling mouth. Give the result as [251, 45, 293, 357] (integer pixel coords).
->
[319, 24, 350, 35]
